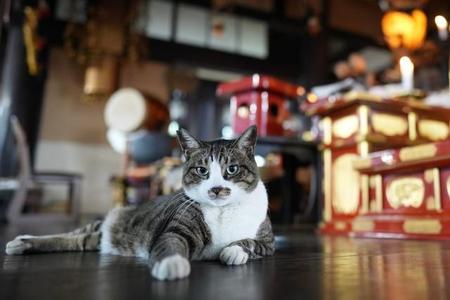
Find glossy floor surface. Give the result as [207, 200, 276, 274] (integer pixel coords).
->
[0, 223, 450, 300]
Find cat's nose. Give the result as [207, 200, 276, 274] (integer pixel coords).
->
[208, 186, 231, 199]
[210, 186, 224, 195]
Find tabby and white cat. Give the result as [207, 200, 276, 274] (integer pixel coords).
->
[5, 126, 274, 280]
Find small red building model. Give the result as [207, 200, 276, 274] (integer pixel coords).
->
[217, 74, 304, 137]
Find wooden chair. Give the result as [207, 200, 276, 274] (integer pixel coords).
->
[0, 116, 82, 224]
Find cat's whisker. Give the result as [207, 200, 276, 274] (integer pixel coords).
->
[174, 198, 195, 218]
[170, 191, 184, 200]
[173, 194, 192, 208]
[168, 192, 188, 206]
[163, 194, 193, 224]
[159, 201, 193, 232]
[170, 194, 185, 203]
[178, 199, 196, 219]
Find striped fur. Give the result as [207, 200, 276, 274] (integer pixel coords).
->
[228, 217, 275, 259]
[5, 221, 103, 254]
[5, 126, 275, 280]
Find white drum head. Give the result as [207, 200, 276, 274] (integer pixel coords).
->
[104, 88, 146, 133]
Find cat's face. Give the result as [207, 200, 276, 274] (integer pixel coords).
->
[176, 126, 259, 207]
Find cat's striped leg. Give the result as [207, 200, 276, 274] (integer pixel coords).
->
[5, 220, 103, 255]
[68, 220, 103, 235]
[149, 232, 191, 281]
[220, 236, 275, 264]
[147, 202, 210, 281]
[220, 217, 275, 265]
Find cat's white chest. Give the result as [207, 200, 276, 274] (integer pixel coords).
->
[198, 181, 268, 260]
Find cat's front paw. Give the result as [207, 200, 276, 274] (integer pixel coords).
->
[151, 254, 191, 280]
[220, 245, 248, 266]
[5, 235, 34, 255]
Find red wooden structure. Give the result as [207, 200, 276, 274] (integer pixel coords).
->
[302, 93, 450, 239]
[352, 140, 450, 239]
[217, 74, 304, 136]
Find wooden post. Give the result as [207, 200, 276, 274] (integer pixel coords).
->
[0, 1, 48, 176]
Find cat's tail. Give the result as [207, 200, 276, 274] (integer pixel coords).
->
[5, 220, 103, 255]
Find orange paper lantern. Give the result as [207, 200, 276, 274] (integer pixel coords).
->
[381, 9, 427, 50]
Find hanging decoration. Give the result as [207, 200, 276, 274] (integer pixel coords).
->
[22, 1, 50, 76]
[62, 0, 147, 102]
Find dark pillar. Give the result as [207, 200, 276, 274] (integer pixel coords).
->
[0, 1, 47, 176]
[299, 0, 329, 87]
[188, 80, 220, 140]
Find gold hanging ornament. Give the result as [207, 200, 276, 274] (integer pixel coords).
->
[22, 1, 51, 76]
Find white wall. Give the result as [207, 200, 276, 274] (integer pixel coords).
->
[35, 140, 122, 214]
[36, 48, 171, 214]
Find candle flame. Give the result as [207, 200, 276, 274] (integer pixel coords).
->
[435, 15, 448, 30]
[399, 56, 414, 71]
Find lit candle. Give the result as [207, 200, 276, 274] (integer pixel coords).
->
[435, 15, 448, 41]
[399, 56, 414, 91]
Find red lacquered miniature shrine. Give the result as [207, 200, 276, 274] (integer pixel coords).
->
[302, 93, 450, 240]
[216, 74, 304, 137]
[352, 140, 450, 240]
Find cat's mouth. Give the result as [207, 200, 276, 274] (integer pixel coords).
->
[207, 198, 232, 207]
[209, 195, 228, 200]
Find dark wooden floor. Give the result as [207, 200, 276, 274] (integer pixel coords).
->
[1, 223, 450, 300]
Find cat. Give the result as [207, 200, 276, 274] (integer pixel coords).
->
[5, 125, 275, 280]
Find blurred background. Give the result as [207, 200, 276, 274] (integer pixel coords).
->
[0, 0, 448, 226]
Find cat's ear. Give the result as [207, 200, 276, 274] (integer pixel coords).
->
[234, 125, 257, 156]
[176, 128, 203, 157]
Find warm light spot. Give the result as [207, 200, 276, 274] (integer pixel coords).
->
[435, 15, 449, 40]
[381, 153, 394, 165]
[255, 155, 266, 167]
[296, 86, 305, 96]
[167, 121, 179, 136]
[381, 9, 427, 50]
[237, 105, 250, 119]
[399, 56, 415, 91]
[221, 126, 234, 139]
[435, 15, 448, 30]
[399, 56, 414, 73]
[252, 74, 260, 87]
[307, 93, 318, 103]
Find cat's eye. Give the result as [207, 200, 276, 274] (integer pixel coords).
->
[226, 165, 239, 175]
[196, 167, 209, 176]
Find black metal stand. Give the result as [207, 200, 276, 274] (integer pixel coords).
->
[256, 136, 320, 225]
